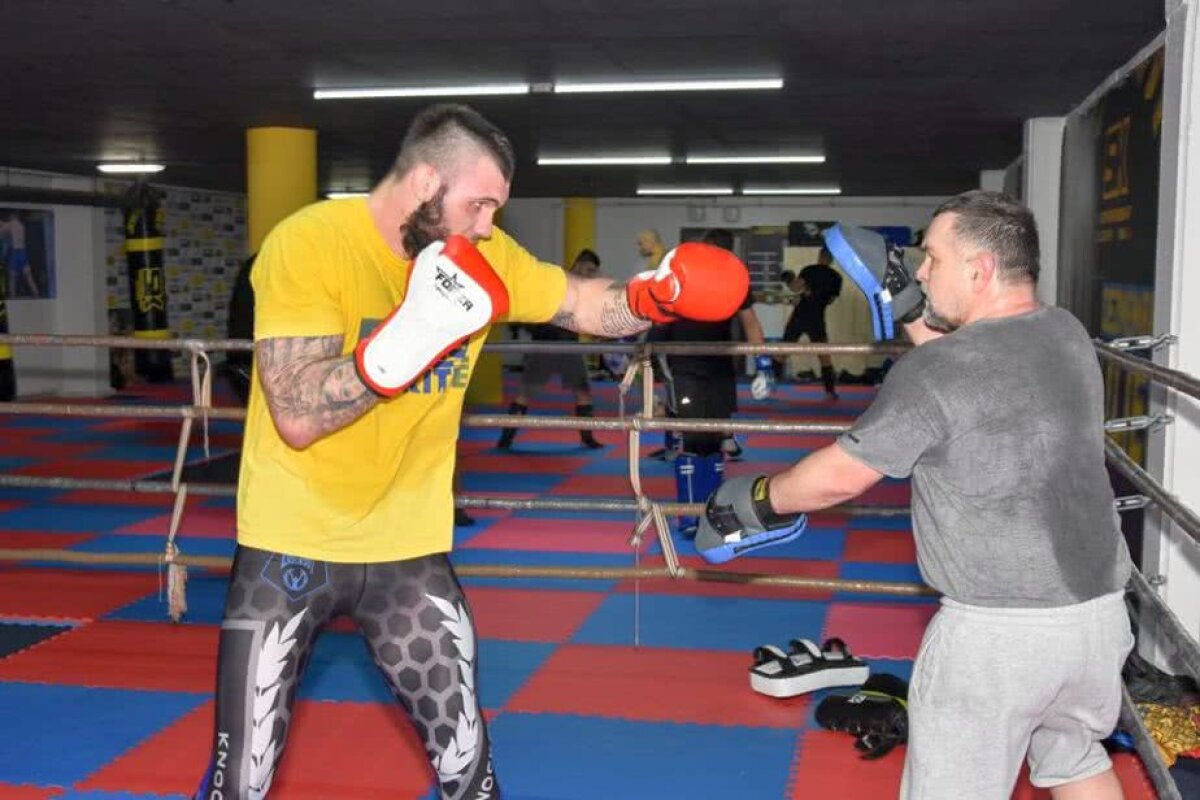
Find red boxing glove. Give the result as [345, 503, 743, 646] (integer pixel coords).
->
[626, 243, 750, 324]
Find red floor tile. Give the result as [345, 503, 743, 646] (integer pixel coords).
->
[0, 531, 95, 550]
[80, 699, 435, 800]
[616, 554, 841, 600]
[464, 587, 606, 642]
[116, 506, 236, 538]
[858, 480, 910, 506]
[821, 602, 937, 659]
[461, 517, 643, 555]
[12, 460, 166, 480]
[789, 729, 904, 799]
[549, 474, 674, 498]
[508, 643, 809, 728]
[0, 619, 218, 692]
[458, 453, 591, 475]
[0, 441, 101, 460]
[842, 529, 917, 563]
[0, 785, 64, 799]
[55, 489, 178, 507]
[0, 568, 159, 620]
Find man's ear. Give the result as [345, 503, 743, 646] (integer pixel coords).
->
[973, 251, 997, 290]
[412, 163, 442, 203]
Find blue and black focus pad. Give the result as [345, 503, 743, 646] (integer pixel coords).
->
[822, 223, 925, 341]
[694, 475, 808, 564]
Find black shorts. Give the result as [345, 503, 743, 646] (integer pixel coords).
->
[785, 311, 828, 343]
[669, 372, 737, 420]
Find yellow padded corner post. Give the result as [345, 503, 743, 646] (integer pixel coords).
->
[246, 127, 318, 253]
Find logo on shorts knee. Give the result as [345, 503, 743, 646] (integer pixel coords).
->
[261, 554, 328, 600]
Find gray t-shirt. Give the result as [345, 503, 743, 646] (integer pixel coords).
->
[839, 306, 1132, 607]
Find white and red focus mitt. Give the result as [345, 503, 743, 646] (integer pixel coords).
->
[355, 236, 509, 397]
[626, 243, 750, 324]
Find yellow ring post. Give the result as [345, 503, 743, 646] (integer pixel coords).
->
[246, 127, 318, 253]
[563, 197, 599, 369]
[466, 208, 508, 405]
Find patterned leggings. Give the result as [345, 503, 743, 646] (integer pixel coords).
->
[194, 545, 497, 800]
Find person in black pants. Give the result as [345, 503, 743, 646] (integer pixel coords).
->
[653, 229, 773, 536]
[496, 249, 605, 450]
[782, 246, 842, 399]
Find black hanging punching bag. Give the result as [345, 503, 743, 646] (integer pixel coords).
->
[0, 278, 14, 401]
[123, 182, 174, 382]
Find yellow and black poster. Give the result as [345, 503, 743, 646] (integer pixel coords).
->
[123, 183, 174, 382]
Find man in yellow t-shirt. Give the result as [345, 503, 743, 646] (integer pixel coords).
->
[195, 104, 753, 800]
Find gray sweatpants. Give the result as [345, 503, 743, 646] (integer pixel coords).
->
[900, 590, 1132, 799]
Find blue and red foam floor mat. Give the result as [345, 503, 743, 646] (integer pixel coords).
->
[0, 377, 1162, 799]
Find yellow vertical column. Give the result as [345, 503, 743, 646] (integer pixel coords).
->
[562, 197, 596, 267]
[465, 208, 508, 405]
[563, 197, 598, 370]
[246, 127, 318, 253]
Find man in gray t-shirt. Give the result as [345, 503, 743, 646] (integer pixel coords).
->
[708, 191, 1133, 799]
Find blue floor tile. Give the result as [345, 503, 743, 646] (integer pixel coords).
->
[572, 593, 829, 652]
[490, 714, 798, 800]
[0, 683, 206, 785]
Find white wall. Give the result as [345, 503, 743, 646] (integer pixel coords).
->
[504, 195, 948, 282]
[1022, 117, 1066, 306]
[4, 168, 109, 396]
[1144, 0, 1200, 670]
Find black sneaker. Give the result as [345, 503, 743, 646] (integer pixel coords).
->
[454, 507, 476, 527]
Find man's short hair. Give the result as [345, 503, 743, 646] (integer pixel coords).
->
[392, 104, 516, 182]
[574, 248, 601, 267]
[780, 270, 796, 284]
[933, 189, 1040, 284]
[702, 228, 735, 251]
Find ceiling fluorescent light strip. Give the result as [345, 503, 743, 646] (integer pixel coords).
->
[637, 186, 734, 196]
[742, 186, 842, 195]
[97, 163, 165, 174]
[538, 156, 671, 166]
[686, 155, 825, 164]
[554, 78, 782, 94]
[314, 84, 530, 100]
[326, 191, 370, 199]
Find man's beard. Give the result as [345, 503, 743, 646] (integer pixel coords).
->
[922, 300, 959, 333]
[401, 186, 450, 257]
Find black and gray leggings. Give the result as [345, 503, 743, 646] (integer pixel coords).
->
[194, 545, 497, 800]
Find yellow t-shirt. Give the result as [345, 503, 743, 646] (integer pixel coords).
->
[237, 198, 567, 562]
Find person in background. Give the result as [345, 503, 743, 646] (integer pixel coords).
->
[495, 248, 606, 450]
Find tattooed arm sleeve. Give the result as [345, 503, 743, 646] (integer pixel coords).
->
[549, 275, 652, 338]
[255, 335, 378, 449]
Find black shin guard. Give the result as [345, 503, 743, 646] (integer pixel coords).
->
[575, 403, 603, 448]
[496, 402, 527, 449]
[821, 365, 837, 397]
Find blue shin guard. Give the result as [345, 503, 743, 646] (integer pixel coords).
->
[674, 452, 724, 538]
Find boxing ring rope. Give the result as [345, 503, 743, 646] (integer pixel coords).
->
[0, 334, 930, 607]
[2, 332, 1198, 795]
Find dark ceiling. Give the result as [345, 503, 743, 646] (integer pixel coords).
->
[4, 0, 1164, 198]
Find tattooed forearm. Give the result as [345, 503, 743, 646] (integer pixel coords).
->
[255, 335, 378, 448]
[549, 309, 581, 332]
[597, 286, 651, 337]
[553, 276, 651, 339]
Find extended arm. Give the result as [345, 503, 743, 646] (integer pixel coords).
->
[548, 242, 752, 338]
[767, 442, 885, 513]
[548, 275, 651, 338]
[256, 335, 378, 450]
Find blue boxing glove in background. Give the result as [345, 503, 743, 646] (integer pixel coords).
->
[751, 354, 775, 400]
